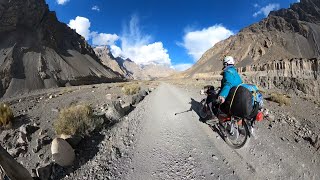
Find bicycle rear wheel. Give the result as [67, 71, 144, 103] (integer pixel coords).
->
[222, 119, 249, 149]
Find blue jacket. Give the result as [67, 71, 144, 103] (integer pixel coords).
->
[219, 65, 243, 98]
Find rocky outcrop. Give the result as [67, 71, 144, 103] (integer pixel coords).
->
[240, 58, 320, 97]
[182, 0, 320, 77]
[94, 46, 176, 80]
[94, 47, 129, 78]
[0, 0, 124, 98]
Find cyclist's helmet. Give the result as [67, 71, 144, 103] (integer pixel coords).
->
[223, 56, 235, 67]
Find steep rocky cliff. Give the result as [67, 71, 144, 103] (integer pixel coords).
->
[183, 0, 320, 77]
[240, 58, 320, 97]
[0, 0, 123, 98]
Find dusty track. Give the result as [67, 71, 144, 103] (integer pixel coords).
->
[121, 83, 320, 180]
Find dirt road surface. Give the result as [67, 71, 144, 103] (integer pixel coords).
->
[121, 83, 319, 180]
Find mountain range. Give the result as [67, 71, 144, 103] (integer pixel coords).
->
[181, 0, 320, 78]
[94, 46, 176, 80]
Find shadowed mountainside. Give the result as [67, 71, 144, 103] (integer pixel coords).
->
[0, 0, 124, 98]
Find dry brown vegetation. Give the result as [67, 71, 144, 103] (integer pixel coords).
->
[54, 104, 95, 136]
[0, 103, 14, 128]
[269, 92, 291, 106]
[122, 83, 141, 95]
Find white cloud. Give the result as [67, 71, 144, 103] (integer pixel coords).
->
[91, 32, 119, 46]
[92, 5, 100, 11]
[67, 15, 171, 66]
[254, 3, 260, 8]
[181, 25, 234, 61]
[111, 15, 171, 65]
[172, 63, 193, 71]
[120, 42, 170, 64]
[68, 16, 120, 47]
[110, 45, 122, 58]
[68, 16, 91, 40]
[253, 3, 280, 17]
[57, 0, 70, 5]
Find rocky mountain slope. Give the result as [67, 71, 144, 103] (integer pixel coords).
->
[182, 0, 320, 77]
[0, 0, 123, 98]
[94, 47, 176, 80]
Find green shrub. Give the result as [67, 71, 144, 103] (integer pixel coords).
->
[0, 103, 14, 128]
[269, 93, 291, 106]
[122, 84, 141, 95]
[54, 105, 94, 136]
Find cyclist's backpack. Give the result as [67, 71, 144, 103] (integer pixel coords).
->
[221, 86, 253, 118]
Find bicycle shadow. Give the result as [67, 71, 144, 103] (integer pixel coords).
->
[189, 98, 226, 139]
[190, 98, 203, 118]
[174, 98, 202, 118]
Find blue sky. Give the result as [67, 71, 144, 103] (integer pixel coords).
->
[47, 0, 299, 70]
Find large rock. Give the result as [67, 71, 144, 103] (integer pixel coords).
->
[105, 101, 126, 122]
[0, 0, 124, 98]
[0, 145, 33, 180]
[51, 138, 75, 167]
[131, 90, 148, 105]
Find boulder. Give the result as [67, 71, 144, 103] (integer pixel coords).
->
[51, 138, 75, 167]
[139, 89, 148, 97]
[0, 145, 33, 180]
[105, 101, 126, 122]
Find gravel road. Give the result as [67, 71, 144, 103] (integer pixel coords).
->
[120, 83, 320, 180]
[5, 82, 318, 180]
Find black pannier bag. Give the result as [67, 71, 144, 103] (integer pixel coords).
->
[220, 86, 253, 118]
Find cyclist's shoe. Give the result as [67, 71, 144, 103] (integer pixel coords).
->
[248, 125, 257, 139]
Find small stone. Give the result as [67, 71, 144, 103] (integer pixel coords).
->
[212, 154, 219, 160]
[267, 114, 275, 121]
[17, 132, 28, 146]
[49, 95, 53, 99]
[19, 126, 28, 135]
[51, 108, 59, 113]
[38, 153, 44, 159]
